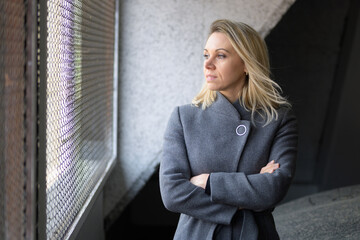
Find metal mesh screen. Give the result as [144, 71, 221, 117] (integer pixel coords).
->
[0, 0, 27, 240]
[43, 0, 116, 239]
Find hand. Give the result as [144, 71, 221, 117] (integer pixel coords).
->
[260, 160, 279, 174]
[190, 173, 209, 189]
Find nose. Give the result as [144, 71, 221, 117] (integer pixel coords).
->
[204, 58, 215, 70]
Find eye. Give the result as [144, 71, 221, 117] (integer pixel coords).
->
[217, 54, 226, 59]
[203, 53, 209, 59]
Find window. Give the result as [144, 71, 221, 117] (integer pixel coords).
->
[38, 0, 118, 239]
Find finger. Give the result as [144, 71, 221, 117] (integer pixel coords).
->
[262, 165, 279, 174]
[262, 167, 272, 174]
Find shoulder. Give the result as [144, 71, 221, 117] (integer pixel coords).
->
[171, 103, 203, 121]
[166, 104, 202, 127]
[274, 106, 298, 136]
[178, 103, 202, 113]
[277, 106, 297, 125]
[252, 105, 296, 128]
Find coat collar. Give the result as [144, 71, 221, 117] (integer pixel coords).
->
[207, 92, 252, 172]
[209, 92, 251, 121]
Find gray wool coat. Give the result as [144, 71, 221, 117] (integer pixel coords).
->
[159, 92, 298, 240]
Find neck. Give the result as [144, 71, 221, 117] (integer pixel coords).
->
[220, 76, 246, 103]
[219, 80, 244, 103]
[220, 91, 239, 103]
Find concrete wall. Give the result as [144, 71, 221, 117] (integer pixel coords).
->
[103, 0, 296, 224]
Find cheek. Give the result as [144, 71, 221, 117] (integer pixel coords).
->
[221, 64, 239, 81]
[228, 62, 244, 79]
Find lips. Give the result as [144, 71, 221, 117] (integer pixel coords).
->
[206, 74, 217, 81]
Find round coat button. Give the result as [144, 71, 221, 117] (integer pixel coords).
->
[236, 124, 247, 136]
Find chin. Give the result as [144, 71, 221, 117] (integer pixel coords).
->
[206, 83, 220, 91]
[207, 87, 219, 92]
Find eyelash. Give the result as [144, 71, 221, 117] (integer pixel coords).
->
[203, 54, 226, 59]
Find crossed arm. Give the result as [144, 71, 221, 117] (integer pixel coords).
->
[160, 107, 297, 224]
[190, 160, 280, 189]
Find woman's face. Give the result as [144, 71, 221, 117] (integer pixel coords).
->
[203, 32, 246, 102]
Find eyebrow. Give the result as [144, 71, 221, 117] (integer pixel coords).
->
[204, 48, 231, 53]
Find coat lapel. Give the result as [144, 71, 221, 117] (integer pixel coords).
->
[208, 92, 251, 172]
[209, 92, 242, 121]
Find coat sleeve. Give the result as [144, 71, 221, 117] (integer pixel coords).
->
[209, 108, 298, 211]
[159, 107, 238, 225]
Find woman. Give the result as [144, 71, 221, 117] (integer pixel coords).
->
[159, 19, 298, 240]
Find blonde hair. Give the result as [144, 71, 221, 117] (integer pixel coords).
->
[192, 19, 291, 125]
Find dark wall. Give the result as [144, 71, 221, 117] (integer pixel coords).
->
[315, 0, 360, 190]
[106, 0, 360, 238]
[266, 0, 349, 184]
[266, 0, 360, 197]
[106, 169, 178, 239]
